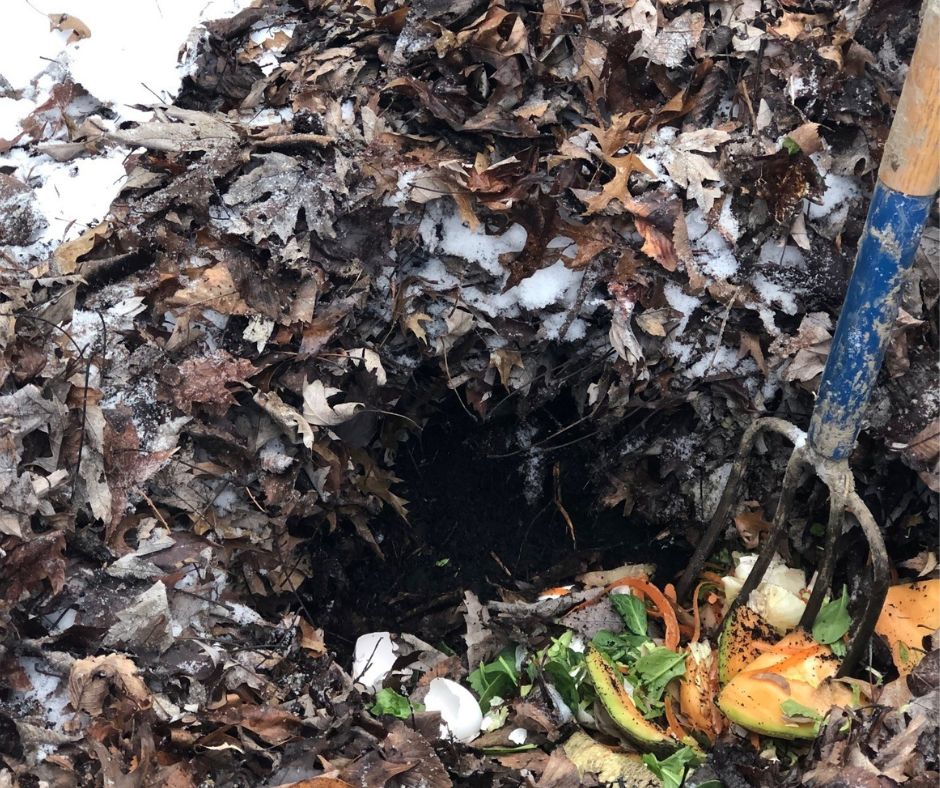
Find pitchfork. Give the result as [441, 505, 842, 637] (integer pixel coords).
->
[677, 0, 940, 676]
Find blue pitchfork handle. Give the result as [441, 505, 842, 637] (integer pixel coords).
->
[678, 0, 939, 675]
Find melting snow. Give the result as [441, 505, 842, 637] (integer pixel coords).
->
[687, 208, 739, 280]
[419, 201, 527, 277]
[416, 201, 586, 330]
[752, 273, 799, 315]
[663, 281, 701, 335]
[26, 153, 129, 244]
[17, 657, 70, 731]
[807, 168, 861, 222]
[512, 260, 583, 310]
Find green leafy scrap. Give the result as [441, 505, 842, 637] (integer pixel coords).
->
[630, 646, 686, 715]
[611, 592, 648, 636]
[370, 688, 421, 719]
[469, 646, 521, 711]
[782, 136, 802, 155]
[642, 746, 701, 788]
[813, 586, 851, 645]
[530, 630, 590, 712]
[591, 630, 649, 663]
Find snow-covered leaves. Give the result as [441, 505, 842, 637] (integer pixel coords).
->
[0, 0, 937, 783]
[661, 129, 730, 214]
[221, 153, 339, 244]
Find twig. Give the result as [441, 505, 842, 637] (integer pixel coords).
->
[553, 462, 577, 547]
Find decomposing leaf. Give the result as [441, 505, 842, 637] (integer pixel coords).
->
[734, 507, 772, 549]
[167, 263, 250, 315]
[69, 654, 151, 715]
[109, 107, 239, 152]
[222, 153, 338, 243]
[161, 351, 256, 416]
[2, 530, 66, 602]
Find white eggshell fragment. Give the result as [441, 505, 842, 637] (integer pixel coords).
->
[424, 678, 483, 743]
[352, 632, 398, 689]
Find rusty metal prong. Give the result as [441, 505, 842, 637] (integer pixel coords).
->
[724, 444, 808, 622]
[678, 417, 807, 602]
[799, 463, 851, 629]
[838, 491, 890, 677]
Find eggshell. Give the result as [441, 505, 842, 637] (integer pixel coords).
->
[352, 632, 397, 689]
[424, 678, 483, 742]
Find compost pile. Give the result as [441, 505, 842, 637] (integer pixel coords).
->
[0, 0, 938, 785]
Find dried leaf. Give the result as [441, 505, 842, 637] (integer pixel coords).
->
[2, 531, 66, 602]
[109, 107, 239, 152]
[48, 13, 92, 41]
[222, 153, 338, 243]
[69, 654, 151, 715]
[167, 263, 250, 315]
[303, 379, 363, 427]
[162, 351, 256, 416]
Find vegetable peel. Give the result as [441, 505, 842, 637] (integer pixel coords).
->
[874, 578, 940, 675]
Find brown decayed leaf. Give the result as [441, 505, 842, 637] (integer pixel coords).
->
[212, 705, 303, 745]
[48, 13, 91, 41]
[624, 190, 689, 272]
[53, 222, 112, 274]
[581, 154, 654, 216]
[2, 530, 66, 601]
[167, 263, 250, 315]
[103, 408, 175, 534]
[69, 654, 152, 715]
[734, 506, 772, 549]
[161, 351, 256, 417]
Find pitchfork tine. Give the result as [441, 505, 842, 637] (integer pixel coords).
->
[799, 468, 849, 629]
[677, 0, 939, 677]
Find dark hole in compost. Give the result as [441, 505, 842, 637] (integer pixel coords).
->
[299, 390, 692, 658]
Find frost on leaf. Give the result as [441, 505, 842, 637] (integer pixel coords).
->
[221, 153, 338, 244]
[663, 130, 730, 214]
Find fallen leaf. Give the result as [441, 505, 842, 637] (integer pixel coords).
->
[582, 154, 654, 215]
[161, 351, 256, 417]
[69, 654, 151, 715]
[303, 379, 363, 427]
[48, 13, 91, 41]
[404, 312, 432, 342]
[734, 507, 772, 549]
[167, 263, 250, 316]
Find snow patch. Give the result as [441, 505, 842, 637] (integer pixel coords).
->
[663, 281, 701, 335]
[807, 167, 861, 223]
[513, 260, 583, 310]
[540, 313, 588, 342]
[17, 657, 70, 731]
[415, 203, 585, 325]
[752, 273, 798, 315]
[419, 201, 527, 277]
[0, 0, 254, 105]
[687, 208, 739, 280]
[3, 151, 128, 253]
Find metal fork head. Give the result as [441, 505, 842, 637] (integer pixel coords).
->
[677, 417, 889, 677]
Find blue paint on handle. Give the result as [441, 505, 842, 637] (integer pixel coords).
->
[808, 182, 934, 461]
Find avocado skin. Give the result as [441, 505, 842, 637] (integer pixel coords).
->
[586, 646, 679, 754]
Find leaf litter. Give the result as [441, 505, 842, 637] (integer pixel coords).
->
[0, 0, 937, 785]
